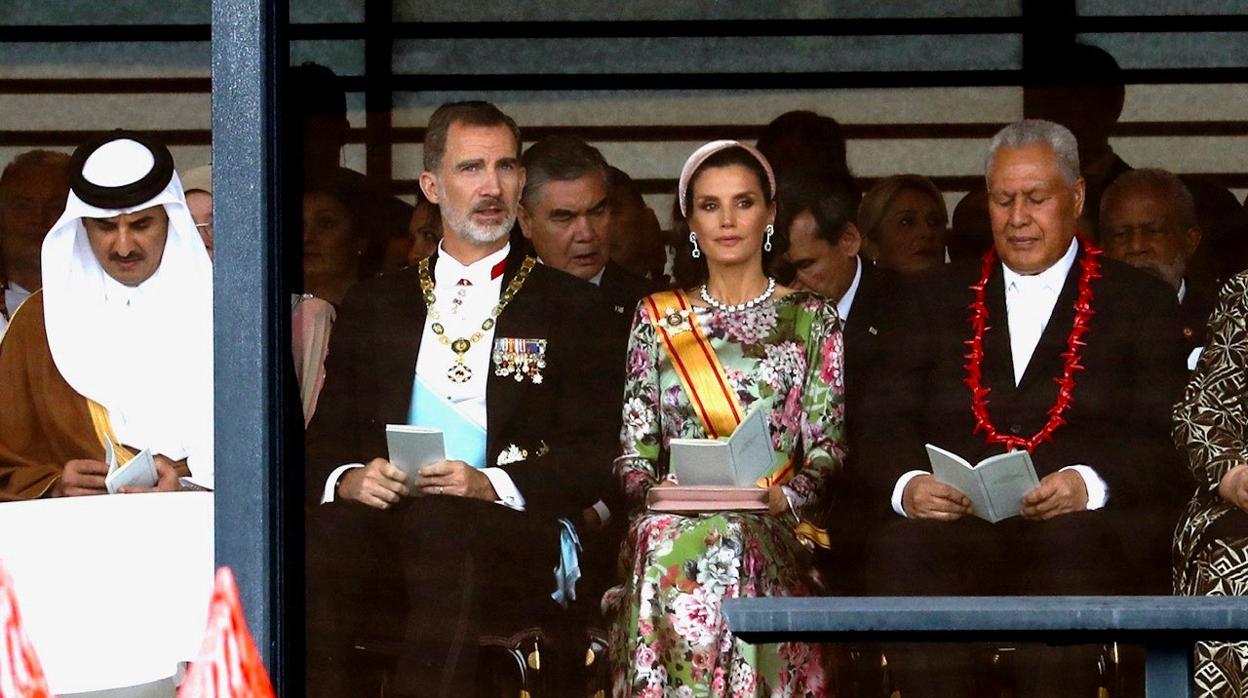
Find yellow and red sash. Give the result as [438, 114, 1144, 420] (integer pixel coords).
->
[644, 290, 829, 548]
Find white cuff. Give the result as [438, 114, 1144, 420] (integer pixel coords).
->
[1061, 464, 1108, 509]
[891, 470, 929, 517]
[592, 499, 612, 526]
[482, 467, 526, 510]
[1187, 347, 1203, 371]
[320, 463, 364, 504]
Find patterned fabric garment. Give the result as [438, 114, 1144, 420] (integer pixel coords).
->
[604, 291, 846, 698]
[1173, 271, 1248, 698]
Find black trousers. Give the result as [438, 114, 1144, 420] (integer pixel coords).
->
[864, 510, 1137, 698]
[306, 495, 565, 698]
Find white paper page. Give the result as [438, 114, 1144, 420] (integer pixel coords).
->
[670, 439, 733, 486]
[976, 450, 1040, 522]
[385, 425, 445, 483]
[727, 404, 776, 486]
[926, 444, 994, 521]
[105, 449, 159, 494]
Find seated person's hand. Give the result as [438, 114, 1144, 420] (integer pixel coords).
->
[414, 460, 496, 501]
[52, 459, 110, 497]
[902, 474, 972, 520]
[338, 457, 409, 509]
[1217, 463, 1248, 513]
[767, 485, 790, 517]
[1021, 470, 1088, 520]
[119, 455, 189, 494]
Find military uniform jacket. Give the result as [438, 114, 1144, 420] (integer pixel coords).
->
[305, 243, 620, 520]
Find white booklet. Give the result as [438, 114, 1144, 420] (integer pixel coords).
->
[926, 444, 1040, 523]
[385, 424, 445, 484]
[103, 438, 159, 494]
[670, 403, 776, 487]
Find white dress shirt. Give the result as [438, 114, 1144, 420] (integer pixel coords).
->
[890, 238, 1108, 516]
[322, 242, 525, 508]
[837, 256, 863, 322]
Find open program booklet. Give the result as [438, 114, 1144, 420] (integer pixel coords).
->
[926, 444, 1040, 523]
[103, 438, 158, 494]
[670, 403, 777, 487]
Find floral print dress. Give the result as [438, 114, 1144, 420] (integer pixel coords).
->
[604, 291, 846, 698]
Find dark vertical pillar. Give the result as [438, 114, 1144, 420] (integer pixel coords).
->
[1021, 0, 1078, 112]
[364, 0, 394, 189]
[210, 0, 297, 691]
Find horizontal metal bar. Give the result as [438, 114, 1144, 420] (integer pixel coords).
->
[5, 14, 1246, 44]
[0, 24, 210, 42]
[0, 78, 211, 94]
[723, 596, 1248, 644]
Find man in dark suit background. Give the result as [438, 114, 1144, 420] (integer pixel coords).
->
[305, 102, 619, 698]
[1098, 167, 1215, 365]
[517, 135, 653, 322]
[773, 174, 908, 592]
[859, 120, 1189, 697]
[515, 134, 653, 603]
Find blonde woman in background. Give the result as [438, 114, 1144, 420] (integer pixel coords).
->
[857, 174, 948, 274]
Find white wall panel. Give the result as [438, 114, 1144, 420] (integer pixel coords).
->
[0, 42, 209, 78]
[1112, 136, 1248, 173]
[391, 87, 1023, 127]
[1120, 84, 1248, 122]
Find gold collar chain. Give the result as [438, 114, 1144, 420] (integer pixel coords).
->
[417, 255, 536, 383]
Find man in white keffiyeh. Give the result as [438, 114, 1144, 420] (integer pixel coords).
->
[0, 131, 214, 499]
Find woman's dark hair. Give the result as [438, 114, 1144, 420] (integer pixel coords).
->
[672, 146, 780, 289]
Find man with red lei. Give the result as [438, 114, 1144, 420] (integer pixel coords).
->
[856, 120, 1191, 698]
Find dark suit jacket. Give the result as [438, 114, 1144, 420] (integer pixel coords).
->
[598, 261, 654, 321]
[305, 243, 620, 520]
[842, 260, 908, 464]
[1180, 277, 1218, 356]
[593, 261, 654, 524]
[857, 249, 1190, 519]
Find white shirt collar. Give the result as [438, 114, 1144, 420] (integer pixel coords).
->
[434, 240, 511, 286]
[1178, 278, 1187, 303]
[837, 256, 862, 321]
[1001, 237, 1079, 293]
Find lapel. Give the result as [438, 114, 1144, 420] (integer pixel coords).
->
[484, 243, 543, 455]
[844, 258, 873, 338]
[980, 263, 1016, 396]
[380, 267, 428, 425]
[1015, 250, 1082, 391]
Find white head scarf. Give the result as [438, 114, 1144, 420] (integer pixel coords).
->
[41, 137, 214, 488]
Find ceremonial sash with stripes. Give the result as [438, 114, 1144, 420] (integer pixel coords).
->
[644, 290, 830, 549]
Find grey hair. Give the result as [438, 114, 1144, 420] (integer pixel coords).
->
[984, 119, 1080, 185]
[1100, 168, 1199, 231]
[519, 135, 609, 209]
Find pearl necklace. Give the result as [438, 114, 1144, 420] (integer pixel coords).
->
[699, 277, 776, 312]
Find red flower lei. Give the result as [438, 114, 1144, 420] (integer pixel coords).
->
[964, 237, 1102, 452]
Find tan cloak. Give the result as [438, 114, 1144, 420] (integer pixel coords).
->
[0, 290, 103, 500]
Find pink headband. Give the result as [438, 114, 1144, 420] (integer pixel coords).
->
[677, 139, 777, 218]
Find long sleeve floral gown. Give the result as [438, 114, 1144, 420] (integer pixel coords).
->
[604, 291, 846, 697]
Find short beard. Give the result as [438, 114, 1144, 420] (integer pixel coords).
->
[1129, 256, 1186, 291]
[443, 205, 515, 245]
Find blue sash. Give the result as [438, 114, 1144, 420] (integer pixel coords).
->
[407, 375, 487, 469]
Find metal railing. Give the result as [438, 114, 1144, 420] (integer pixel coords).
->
[723, 595, 1248, 697]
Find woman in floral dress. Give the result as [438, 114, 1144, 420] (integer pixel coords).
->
[604, 141, 845, 697]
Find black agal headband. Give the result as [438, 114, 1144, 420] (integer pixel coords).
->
[69, 131, 175, 209]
